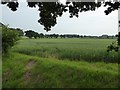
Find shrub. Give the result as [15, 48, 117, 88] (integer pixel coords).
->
[2, 26, 19, 54]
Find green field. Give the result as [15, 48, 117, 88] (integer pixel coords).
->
[12, 38, 119, 62]
[2, 38, 119, 88]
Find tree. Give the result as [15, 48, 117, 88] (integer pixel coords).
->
[39, 33, 44, 38]
[52, 34, 59, 38]
[60, 34, 65, 38]
[24, 30, 39, 39]
[34, 32, 39, 39]
[24, 30, 33, 38]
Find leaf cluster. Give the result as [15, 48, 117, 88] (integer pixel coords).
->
[107, 41, 119, 52]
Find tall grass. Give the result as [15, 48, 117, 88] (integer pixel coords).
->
[12, 38, 119, 63]
[2, 52, 118, 88]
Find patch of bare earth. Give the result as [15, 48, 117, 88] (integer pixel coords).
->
[25, 59, 36, 70]
[23, 59, 37, 84]
[23, 59, 44, 86]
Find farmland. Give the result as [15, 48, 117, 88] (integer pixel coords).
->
[2, 38, 119, 88]
[12, 38, 119, 63]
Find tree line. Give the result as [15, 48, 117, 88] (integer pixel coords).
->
[10, 28, 116, 39]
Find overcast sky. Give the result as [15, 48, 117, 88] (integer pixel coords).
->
[0, 2, 118, 36]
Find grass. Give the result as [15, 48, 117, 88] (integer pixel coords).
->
[12, 38, 119, 63]
[2, 52, 118, 88]
[2, 38, 119, 88]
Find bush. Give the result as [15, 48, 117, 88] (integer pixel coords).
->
[2, 26, 19, 54]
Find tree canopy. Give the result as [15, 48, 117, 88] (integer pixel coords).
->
[1, 0, 120, 31]
[24, 30, 39, 38]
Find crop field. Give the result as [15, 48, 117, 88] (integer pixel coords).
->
[13, 38, 119, 62]
[2, 38, 119, 88]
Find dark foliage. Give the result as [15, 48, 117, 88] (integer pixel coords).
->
[1, 0, 120, 31]
[24, 30, 39, 39]
[39, 33, 44, 38]
[9, 28, 24, 36]
[2, 26, 19, 54]
[16, 28, 24, 36]
[107, 41, 119, 52]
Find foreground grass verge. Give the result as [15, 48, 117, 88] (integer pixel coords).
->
[3, 52, 118, 88]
